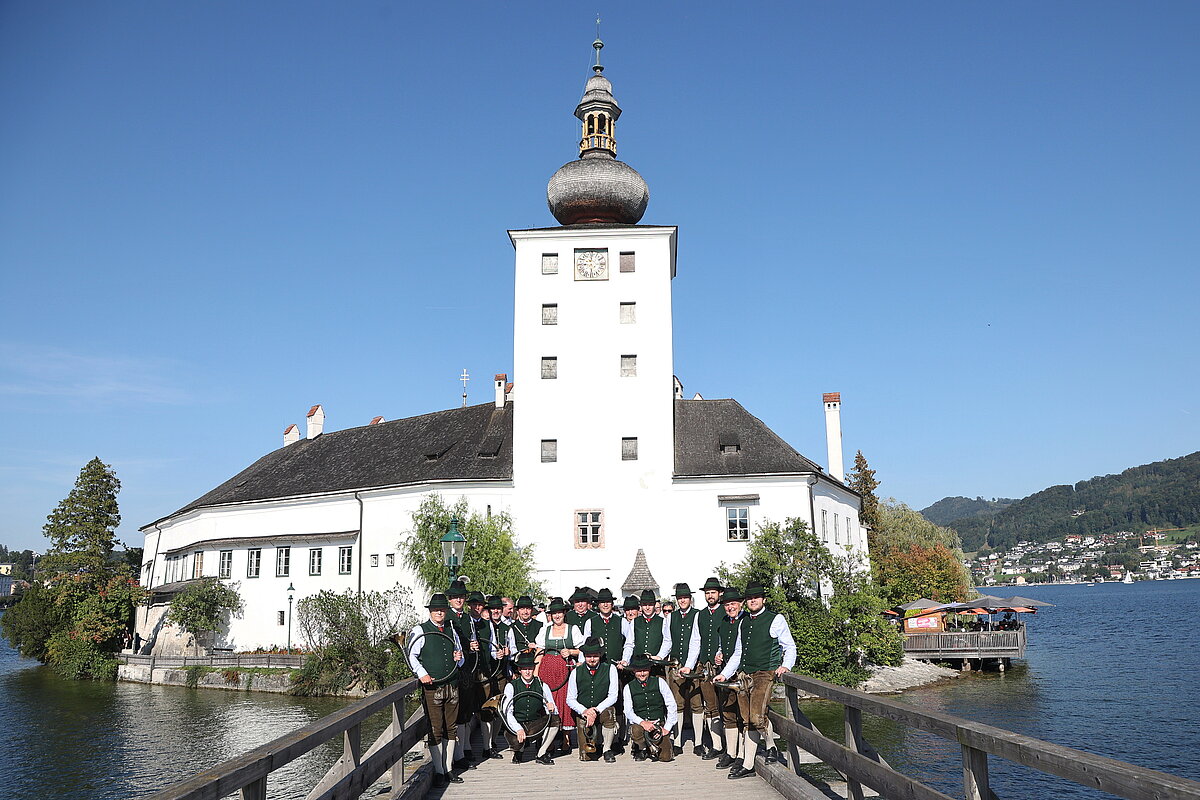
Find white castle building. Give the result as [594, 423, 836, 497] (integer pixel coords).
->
[135, 39, 863, 654]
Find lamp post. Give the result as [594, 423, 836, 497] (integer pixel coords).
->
[286, 582, 295, 654]
[440, 518, 466, 582]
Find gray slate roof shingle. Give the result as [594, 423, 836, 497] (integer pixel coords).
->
[154, 397, 832, 526]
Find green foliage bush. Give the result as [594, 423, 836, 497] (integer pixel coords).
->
[166, 578, 242, 650]
[0, 583, 64, 661]
[45, 629, 119, 682]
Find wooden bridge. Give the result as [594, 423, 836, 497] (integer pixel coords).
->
[140, 671, 1200, 800]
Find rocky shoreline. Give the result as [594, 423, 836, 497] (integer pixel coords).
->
[859, 657, 960, 694]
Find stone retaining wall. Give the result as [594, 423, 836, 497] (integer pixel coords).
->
[118, 663, 296, 693]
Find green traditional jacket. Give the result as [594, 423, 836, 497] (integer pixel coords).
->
[512, 677, 547, 723]
[632, 615, 664, 657]
[739, 609, 783, 673]
[510, 618, 543, 650]
[628, 676, 667, 722]
[591, 612, 625, 662]
[572, 662, 613, 710]
[696, 605, 723, 663]
[717, 611, 745, 662]
[669, 606, 698, 663]
[418, 619, 459, 686]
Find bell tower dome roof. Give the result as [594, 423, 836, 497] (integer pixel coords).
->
[546, 31, 649, 226]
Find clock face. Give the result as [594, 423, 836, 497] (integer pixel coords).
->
[574, 249, 609, 281]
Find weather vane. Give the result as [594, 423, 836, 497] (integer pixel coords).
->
[459, 368, 469, 408]
[593, 14, 604, 71]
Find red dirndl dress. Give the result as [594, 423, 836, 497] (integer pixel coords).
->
[539, 627, 578, 730]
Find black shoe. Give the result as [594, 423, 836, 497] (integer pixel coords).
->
[448, 773, 465, 783]
[716, 754, 736, 769]
[483, 748, 503, 760]
[701, 746, 720, 761]
[603, 751, 616, 763]
[534, 755, 554, 766]
[765, 746, 782, 764]
[632, 747, 646, 762]
[673, 745, 684, 756]
[693, 744, 704, 756]
[729, 765, 755, 779]
[511, 752, 521, 764]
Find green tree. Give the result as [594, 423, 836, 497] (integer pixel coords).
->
[870, 499, 972, 605]
[402, 494, 542, 598]
[292, 586, 416, 695]
[716, 518, 902, 687]
[166, 578, 243, 653]
[848, 450, 881, 536]
[39, 457, 122, 576]
[0, 583, 64, 660]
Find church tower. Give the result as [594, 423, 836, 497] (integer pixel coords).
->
[509, 34, 678, 596]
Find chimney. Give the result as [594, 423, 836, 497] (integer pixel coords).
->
[823, 393, 843, 481]
[306, 404, 325, 439]
[369, 416, 385, 425]
[494, 374, 508, 408]
[283, 424, 300, 446]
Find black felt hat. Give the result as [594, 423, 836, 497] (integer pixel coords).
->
[516, 595, 535, 609]
[426, 593, 450, 610]
[721, 587, 745, 603]
[745, 583, 768, 598]
[580, 636, 604, 655]
[702, 577, 724, 592]
[639, 589, 657, 605]
[596, 587, 616, 603]
[446, 580, 468, 598]
[547, 598, 570, 614]
[515, 651, 537, 670]
[568, 587, 590, 603]
[629, 653, 655, 671]
[467, 590, 486, 605]
[487, 596, 504, 610]
[674, 582, 692, 597]
[622, 595, 639, 611]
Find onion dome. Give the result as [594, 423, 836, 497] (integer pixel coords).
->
[547, 35, 649, 226]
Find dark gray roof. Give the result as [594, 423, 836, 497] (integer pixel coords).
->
[161, 402, 513, 523]
[674, 399, 826, 477]
[621, 549, 660, 596]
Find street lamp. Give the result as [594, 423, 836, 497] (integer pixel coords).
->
[440, 518, 467, 582]
[286, 582, 295, 654]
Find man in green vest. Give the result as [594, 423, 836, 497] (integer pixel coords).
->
[500, 651, 560, 765]
[478, 596, 511, 760]
[453, 590, 493, 768]
[508, 595, 543, 652]
[622, 653, 679, 762]
[566, 587, 598, 637]
[681, 576, 726, 760]
[714, 582, 797, 779]
[712, 586, 747, 769]
[444, 579, 476, 769]
[406, 593, 465, 787]
[667, 582, 703, 754]
[566, 636, 620, 762]
[590, 588, 625, 664]
[621, 589, 672, 664]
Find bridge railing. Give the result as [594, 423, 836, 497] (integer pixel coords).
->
[121, 652, 308, 669]
[763, 671, 1200, 800]
[902, 629, 1025, 659]
[139, 677, 428, 800]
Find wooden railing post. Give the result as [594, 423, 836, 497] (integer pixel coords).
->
[784, 683, 806, 776]
[241, 777, 266, 800]
[390, 696, 406, 788]
[844, 706, 865, 800]
[962, 743, 991, 800]
[344, 723, 362, 776]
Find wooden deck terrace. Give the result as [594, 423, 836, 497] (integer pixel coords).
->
[903, 628, 1026, 661]
[139, 670, 1200, 800]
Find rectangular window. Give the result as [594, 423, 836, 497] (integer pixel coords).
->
[619, 251, 635, 273]
[727, 507, 750, 541]
[370, 554, 380, 567]
[541, 303, 558, 325]
[834, 513, 841, 544]
[575, 510, 603, 548]
[541, 439, 558, 463]
[276, 546, 290, 577]
[541, 356, 558, 379]
[621, 437, 638, 461]
[192, 551, 204, 579]
[541, 253, 559, 274]
[309, 548, 322, 576]
[385, 553, 395, 567]
[277, 611, 285, 626]
[219, 550, 232, 579]
[339, 546, 353, 575]
[619, 302, 636, 324]
[821, 510, 829, 541]
[620, 354, 637, 377]
[247, 548, 261, 578]
[845, 519, 856, 545]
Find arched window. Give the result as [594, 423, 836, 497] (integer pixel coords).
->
[587, 114, 595, 135]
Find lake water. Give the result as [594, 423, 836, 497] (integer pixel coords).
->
[2, 578, 1197, 798]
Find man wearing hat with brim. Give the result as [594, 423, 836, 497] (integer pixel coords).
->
[566, 636, 621, 762]
[406, 593, 466, 787]
[566, 587, 598, 638]
[622, 654, 679, 763]
[714, 582, 797, 779]
[667, 582, 704, 755]
[621, 589, 672, 665]
[712, 585, 747, 769]
[478, 596, 512, 760]
[508, 595, 543, 653]
[453, 589, 493, 768]
[500, 651, 560, 765]
[443, 579, 477, 769]
[680, 577, 726, 759]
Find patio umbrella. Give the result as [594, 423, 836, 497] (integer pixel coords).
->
[998, 595, 1054, 608]
[895, 598, 941, 611]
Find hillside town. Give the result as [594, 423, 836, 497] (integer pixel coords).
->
[971, 530, 1200, 586]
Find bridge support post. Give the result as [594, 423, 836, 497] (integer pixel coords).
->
[844, 706, 865, 800]
[962, 743, 991, 800]
[390, 698, 405, 789]
[241, 777, 266, 800]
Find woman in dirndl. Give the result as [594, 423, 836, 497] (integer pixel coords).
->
[535, 598, 585, 755]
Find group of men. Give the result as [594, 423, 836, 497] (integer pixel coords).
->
[406, 577, 797, 787]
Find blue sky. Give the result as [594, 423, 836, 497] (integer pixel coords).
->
[2, 2, 1197, 553]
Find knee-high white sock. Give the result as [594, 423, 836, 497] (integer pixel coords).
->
[729, 728, 742, 759]
[691, 712, 704, 746]
[443, 741, 455, 774]
[428, 741, 444, 775]
[485, 718, 500, 751]
[538, 726, 558, 757]
[744, 729, 763, 769]
[711, 718, 726, 751]
[454, 726, 467, 758]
